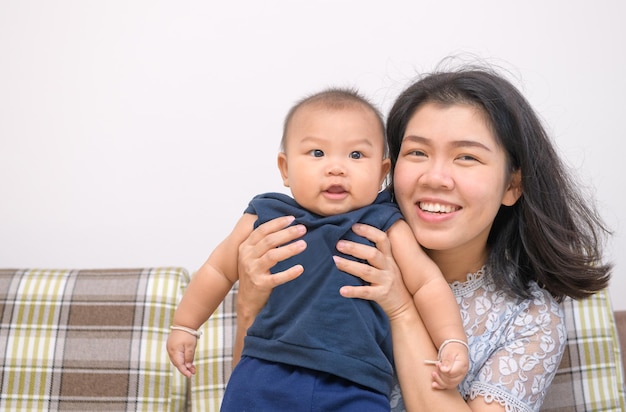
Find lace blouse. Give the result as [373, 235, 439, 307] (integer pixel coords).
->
[390, 266, 566, 412]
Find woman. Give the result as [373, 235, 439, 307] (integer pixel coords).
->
[234, 67, 612, 411]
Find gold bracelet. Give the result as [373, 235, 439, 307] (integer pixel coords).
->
[170, 325, 203, 338]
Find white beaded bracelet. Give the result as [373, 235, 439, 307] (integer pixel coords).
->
[424, 338, 469, 365]
[170, 325, 203, 338]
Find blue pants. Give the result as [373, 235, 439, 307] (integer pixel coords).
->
[220, 356, 390, 411]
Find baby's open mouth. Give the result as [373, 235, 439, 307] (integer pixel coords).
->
[326, 185, 346, 194]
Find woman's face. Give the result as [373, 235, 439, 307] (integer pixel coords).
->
[393, 102, 521, 273]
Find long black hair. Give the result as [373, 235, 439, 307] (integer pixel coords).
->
[386, 67, 611, 300]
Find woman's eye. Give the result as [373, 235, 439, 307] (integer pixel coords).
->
[458, 154, 478, 162]
[310, 149, 324, 157]
[349, 151, 363, 159]
[408, 150, 426, 157]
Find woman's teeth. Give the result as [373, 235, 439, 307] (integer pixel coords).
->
[419, 202, 457, 213]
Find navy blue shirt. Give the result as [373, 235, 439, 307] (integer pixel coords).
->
[242, 191, 402, 396]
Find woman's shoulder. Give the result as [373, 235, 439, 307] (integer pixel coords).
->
[511, 282, 565, 335]
[501, 278, 565, 327]
[459, 276, 567, 411]
[456, 268, 565, 335]
[456, 266, 562, 308]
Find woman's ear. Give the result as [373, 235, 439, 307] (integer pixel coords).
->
[277, 152, 290, 187]
[502, 169, 522, 206]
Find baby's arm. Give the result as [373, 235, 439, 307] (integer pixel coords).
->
[166, 213, 257, 377]
[387, 220, 469, 389]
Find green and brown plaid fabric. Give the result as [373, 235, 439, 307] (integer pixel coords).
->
[543, 289, 626, 411]
[2, 268, 624, 411]
[0, 268, 189, 411]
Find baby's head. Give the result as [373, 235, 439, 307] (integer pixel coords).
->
[280, 88, 386, 154]
[278, 88, 390, 216]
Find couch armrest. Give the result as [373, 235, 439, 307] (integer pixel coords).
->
[0, 267, 190, 411]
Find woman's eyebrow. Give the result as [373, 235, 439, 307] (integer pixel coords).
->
[403, 135, 492, 152]
[402, 135, 428, 144]
[450, 140, 492, 152]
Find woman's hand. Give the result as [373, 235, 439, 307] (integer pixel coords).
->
[233, 215, 307, 364]
[334, 223, 414, 320]
[236, 215, 307, 317]
[233, 216, 306, 366]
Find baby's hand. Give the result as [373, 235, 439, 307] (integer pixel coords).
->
[427, 339, 470, 390]
[166, 327, 200, 378]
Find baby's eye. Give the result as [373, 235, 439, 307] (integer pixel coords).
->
[349, 151, 363, 159]
[309, 149, 324, 157]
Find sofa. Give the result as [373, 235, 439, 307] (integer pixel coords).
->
[0, 267, 624, 411]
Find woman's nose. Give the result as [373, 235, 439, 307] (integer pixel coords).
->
[420, 162, 454, 189]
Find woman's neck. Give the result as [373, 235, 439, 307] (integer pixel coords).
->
[427, 247, 488, 284]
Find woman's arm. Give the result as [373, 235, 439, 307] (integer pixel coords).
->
[233, 215, 307, 364]
[335, 223, 476, 411]
[386, 221, 469, 389]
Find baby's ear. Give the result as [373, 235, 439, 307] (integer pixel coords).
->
[379, 158, 391, 188]
[277, 152, 290, 187]
[502, 169, 522, 206]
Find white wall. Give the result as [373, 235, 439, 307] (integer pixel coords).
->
[1, 1, 624, 308]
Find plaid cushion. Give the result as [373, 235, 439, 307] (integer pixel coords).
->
[192, 286, 625, 412]
[542, 289, 626, 411]
[0, 268, 190, 411]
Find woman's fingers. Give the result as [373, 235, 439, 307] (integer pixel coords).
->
[246, 216, 305, 252]
[335, 223, 415, 318]
[238, 215, 307, 290]
[333, 251, 379, 283]
[346, 223, 392, 267]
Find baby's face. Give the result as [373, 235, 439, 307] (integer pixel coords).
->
[277, 103, 390, 216]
